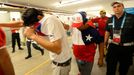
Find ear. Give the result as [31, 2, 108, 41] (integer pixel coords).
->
[37, 15, 43, 20]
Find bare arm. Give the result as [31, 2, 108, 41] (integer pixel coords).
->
[104, 31, 110, 46]
[78, 20, 95, 30]
[61, 21, 70, 30]
[0, 48, 15, 75]
[10, 27, 20, 30]
[24, 27, 61, 54]
[0, 21, 23, 27]
[77, 24, 89, 30]
[63, 24, 70, 30]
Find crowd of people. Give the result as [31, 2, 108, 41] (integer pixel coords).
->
[0, 1, 134, 75]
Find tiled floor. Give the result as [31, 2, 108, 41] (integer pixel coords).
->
[6, 37, 134, 75]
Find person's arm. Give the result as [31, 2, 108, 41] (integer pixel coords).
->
[0, 48, 15, 75]
[104, 31, 110, 47]
[24, 27, 61, 54]
[63, 23, 70, 30]
[104, 18, 111, 47]
[91, 17, 99, 23]
[61, 21, 70, 30]
[78, 20, 96, 30]
[0, 21, 23, 27]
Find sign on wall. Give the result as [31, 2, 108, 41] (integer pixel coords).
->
[125, 7, 134, 14]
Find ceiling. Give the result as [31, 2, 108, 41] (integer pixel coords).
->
[0, 0, 134, 16]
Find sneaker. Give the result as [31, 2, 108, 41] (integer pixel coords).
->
[25, 56, 32, 59]
[12, 50, 15, 53]
[19, 47, 23, 50]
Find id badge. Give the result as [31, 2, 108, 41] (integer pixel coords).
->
[113, 30, 121, 43]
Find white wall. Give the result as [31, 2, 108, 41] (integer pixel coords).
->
[0, 12, 11, 45]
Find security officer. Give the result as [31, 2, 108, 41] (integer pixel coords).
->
[104, 1, 134, 75]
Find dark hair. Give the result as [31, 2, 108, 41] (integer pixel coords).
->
[79, 11, 88, 25]
[22, 8, 44, 26]
[100, 10, 106, 14]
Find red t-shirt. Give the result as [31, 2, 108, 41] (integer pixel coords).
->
[73, 43, 97, 62]
[11, 29, 19, 33]
[0, 27, 6, 49]
[91, 16, 108, 36]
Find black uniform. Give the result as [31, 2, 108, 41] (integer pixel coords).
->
[105, 12, 134, 75]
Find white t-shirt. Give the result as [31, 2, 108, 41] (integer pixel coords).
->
[40, 15, 71, 63]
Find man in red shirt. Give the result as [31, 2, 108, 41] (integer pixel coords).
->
[11, 18, 23, 53]
[91, 10, 108, 67]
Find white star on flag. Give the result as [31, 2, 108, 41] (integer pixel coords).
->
[86, 34, 93, 41]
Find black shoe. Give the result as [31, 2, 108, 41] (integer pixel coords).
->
[41, 50, 44, 55]
[19, 47, 23, 50]
[25, 56, 32, 59]
[12, 50, 15, 53]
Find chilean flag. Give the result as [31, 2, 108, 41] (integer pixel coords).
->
[33, 22, 45, 36]
[72, 13, 101, 45]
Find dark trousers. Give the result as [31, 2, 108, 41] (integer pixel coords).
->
[12, 33, 21, 51]
[76, 59, 93, 75]
[106, 43, 134, 75]
[26, 40, 43, 56]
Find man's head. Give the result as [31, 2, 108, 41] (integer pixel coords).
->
[79, 11, 88, 25]
[72, 11, 88, 28]
[111, 1, 124, 15]
[22, 8, 44, 26]
[99, 10, 106, 17]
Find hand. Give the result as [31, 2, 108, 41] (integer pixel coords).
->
[24, 27, 36, 39]
[13, 21, 24, 27]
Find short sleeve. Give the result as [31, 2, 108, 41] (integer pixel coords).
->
[45, 17, 63, 42]
[105, 18, 113, 32]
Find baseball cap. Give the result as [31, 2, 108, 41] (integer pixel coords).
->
[72, 13, 83, 28]
[72, 13, 95, 28]
[111, 1, 123, 6]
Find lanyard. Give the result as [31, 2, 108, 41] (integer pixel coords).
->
[112, 13, 126, 29]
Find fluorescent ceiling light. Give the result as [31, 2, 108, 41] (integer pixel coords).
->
[88, 6, 103, 11]
[55, 0, 89, 7]
[77, 8, 89, 12]
[87, 11, 99, 16]
[87, 11, 112, 17]
[0, 11, 8, 13]
[77, 5, 103, 12]
[60, 0, 88, 4]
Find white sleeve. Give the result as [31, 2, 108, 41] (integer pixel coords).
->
[46, 17, 63, 42]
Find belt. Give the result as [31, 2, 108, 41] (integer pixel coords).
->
[111, 42, 134, 46]
[52, 58, 71, 67]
